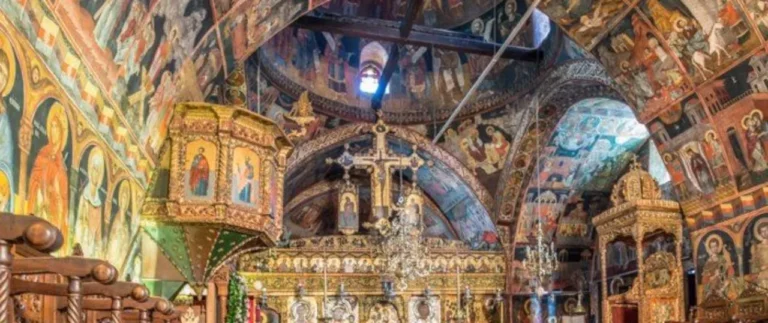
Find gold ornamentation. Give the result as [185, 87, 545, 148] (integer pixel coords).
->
[141, 103, 293, 285]
[593, 161, 684, 323]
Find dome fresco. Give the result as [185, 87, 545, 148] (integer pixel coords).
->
[7, 0, 768, 308]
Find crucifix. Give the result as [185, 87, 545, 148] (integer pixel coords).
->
[326, 119, 427, 230]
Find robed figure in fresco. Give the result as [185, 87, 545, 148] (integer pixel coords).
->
[339, 194, 358, 234]
[75, 148, 106, 258]
[189, 147, 210, 196]
[744, 111, 768, 172]
[751, 219, 768, 287]
[701, 234, 737, 299]
[27, 104, 69, 250]
[107, 182, 133, 268]
[237, 156, 256, 203]
[685, 147, 715, 194]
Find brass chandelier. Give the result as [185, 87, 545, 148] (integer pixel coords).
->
[379, 184, 431, 291]
[522, 93, 559, 294]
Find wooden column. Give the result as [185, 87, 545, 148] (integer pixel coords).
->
[0, 241, 10, 323]
[0, 214, 62, 323]
[66, 276, 82, 323]
[111, 297, 123, 323]
[206, 281, 216, 323]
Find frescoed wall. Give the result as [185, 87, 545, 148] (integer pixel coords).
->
[0, 16, 143, 280]
[513, 98, 649, 246]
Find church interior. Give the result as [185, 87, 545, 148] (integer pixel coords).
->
[2, 0, 768, 322]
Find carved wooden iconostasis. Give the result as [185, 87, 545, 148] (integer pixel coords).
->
[236, 236, 506, 323]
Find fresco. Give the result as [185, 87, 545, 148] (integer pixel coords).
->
[514, 98, 648, 246]
[696, 230, 740, 300]
[0, 0, 328, 163]
[639, 0, 759, 84]
[592, 12, 691, 118]
[184, 140, 217, 200]
[27, 99, 73, 251]
[0, 18, 144, 276]
[317, 0, 507, 28]
[284, 184, 458, 241]
[538, 0, 627, 47]
[0, 33, 22, 214]
[256, 25, 539, 123]
[743, 214, 768, 289]
[73, 145, 108, 259]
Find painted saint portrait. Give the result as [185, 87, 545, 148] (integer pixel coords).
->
[288, 297, 317, 323]
[409, 297, 440, 323]
[366, 303, 399, 323]
[27, 100, 72, 253]
[0, 36, 22, 211]
[106, 180, 135, 271]
[742, 110, 768, 173]
[184, 140, 217, 199]
[697, 231, 739, 299]
[324, 297, 358, 323]
[338, 190, 358, 235]
[679, 143, 716, 195]
[74, 146, 108, 259]
[231, 147, 260, 205]
[744, 215, 768, 288]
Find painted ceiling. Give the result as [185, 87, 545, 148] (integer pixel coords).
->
[513, 98, 649, 247]
[7, 0, 768, 295]
[282, 127, 500, 250]
[251, 0, 570, 124]
[0, 0, 328, 179]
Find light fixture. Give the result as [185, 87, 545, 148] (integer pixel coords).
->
[522, 94, 559, 296]
[379, 183, 430, 291]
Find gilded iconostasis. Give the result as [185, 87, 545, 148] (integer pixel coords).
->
[6, 0, 768, 321]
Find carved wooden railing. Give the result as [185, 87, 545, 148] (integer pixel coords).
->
[1, 212, 173, 323]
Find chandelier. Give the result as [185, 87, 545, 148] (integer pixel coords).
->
[522, 221, 558, 293]
[379, 185, 430, 291]
[522, 93, 559, 295]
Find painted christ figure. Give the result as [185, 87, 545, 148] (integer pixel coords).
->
[189, 147, 210, 196]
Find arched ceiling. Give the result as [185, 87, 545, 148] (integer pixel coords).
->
[284, 124, 500, 250]
[314, 0, 505, 28]
[249, 1, 575, 124]
[0, 0, 328, 175]
[283, 179, 460, 241]
[513, 98, 649, 247]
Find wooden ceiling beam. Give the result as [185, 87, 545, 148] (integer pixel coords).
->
[292, 15, 542, 61]
[371, 0, 424, 111]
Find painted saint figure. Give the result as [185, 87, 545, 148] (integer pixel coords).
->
[189, 147, 210, 196]
[107, 182, 133, 268]
[75, 148, 106, 259]
[340, 196, 357, 233]
[237, 156, 256, 203]
[685, 147, 715, 194]
[701, 234, 736, 298]
[27, 104, 69, 251]
[744, 110, 768, 172]
[0, 47, 14, 210]
[750, 219, 768, 288]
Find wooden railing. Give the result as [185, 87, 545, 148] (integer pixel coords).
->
[0, 212, 175, 322]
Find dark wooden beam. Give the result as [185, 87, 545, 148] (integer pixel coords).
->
[371, 0, 423, 111]
[292, 15, 542, 61]
[371, 45, 399, 111]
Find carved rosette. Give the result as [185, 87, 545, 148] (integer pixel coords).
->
[141, 103, 293, 286]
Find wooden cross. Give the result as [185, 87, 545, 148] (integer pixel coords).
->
[326, 119, 426, 223]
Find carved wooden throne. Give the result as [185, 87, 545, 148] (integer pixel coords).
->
[592, 160, 684, 323]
